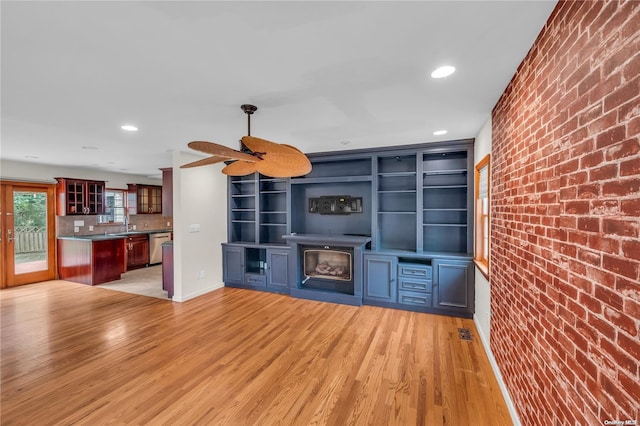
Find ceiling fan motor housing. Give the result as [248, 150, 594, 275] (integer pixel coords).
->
[241, 104, 257, 114]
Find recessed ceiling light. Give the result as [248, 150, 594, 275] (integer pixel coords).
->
[430, 66, 455, 79]
[121, 125, 138, 131]
[82, 146, 98, 150]
[433, 130, 448, 136]
[340, 140, 351, 145]
[25, 155, 39, 159]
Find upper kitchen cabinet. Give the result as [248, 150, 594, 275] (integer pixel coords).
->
[55, 178, 106, 216]
[127, 184, 162, 214]
[161, 168, 173, 216]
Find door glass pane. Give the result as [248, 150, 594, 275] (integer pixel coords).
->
[13, 191, 48, 274]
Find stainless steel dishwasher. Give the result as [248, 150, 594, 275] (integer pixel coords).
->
[149, 232, 172, 265]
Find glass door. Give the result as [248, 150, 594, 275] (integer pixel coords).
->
[1, 182, 56, 287]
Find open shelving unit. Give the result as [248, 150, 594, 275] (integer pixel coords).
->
[376, 154, 417, 251]
[259, 177, 289, 244]
[229, 175, 257, 243]
[422, 151, 470, 253]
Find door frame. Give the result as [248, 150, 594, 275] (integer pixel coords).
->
[1, 181, 57, 288]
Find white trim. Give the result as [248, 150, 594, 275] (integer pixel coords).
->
[172, 283, 223, 302]
[474, 314, 521, 426]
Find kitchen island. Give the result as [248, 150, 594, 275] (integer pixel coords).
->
[57, 235, 127, 285]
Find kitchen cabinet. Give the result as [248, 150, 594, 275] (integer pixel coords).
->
[161, 168, 173, 216]
[363, 254, 397, 304]
[57, 236, 126, 285]
[162, 241, 174, 298]
[126, 234, 149, 270]
[127, 184, 162, 214]
[397, 262, 433, 309]
[55, 178, 106, 216]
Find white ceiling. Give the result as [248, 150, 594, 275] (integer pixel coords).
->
[1, 1, 557, 178]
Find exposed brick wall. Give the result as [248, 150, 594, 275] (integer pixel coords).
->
[491, 1, 639, 424]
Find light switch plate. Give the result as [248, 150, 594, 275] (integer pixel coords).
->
[74, 220, 84, 227]
[189, 224, 201, 233]
[89, 226, 94, 231]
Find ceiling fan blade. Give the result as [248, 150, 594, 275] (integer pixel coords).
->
[256, 149, 312, 178]
[241, 136, 299, 155]
[222, 161, 258, 176]
[180, 156, 229, 169]
[188, 141, 258, 162]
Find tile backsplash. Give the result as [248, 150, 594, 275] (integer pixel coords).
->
[57, 214, 172, 236]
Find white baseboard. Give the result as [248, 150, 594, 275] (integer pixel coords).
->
[474, 314, 521, 426]
[172, 283, 223, 302]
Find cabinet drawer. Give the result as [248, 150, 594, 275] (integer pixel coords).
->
[398, 290, 432, 307]
[398, 263, 432, 279]
[398, 278, 432, 293]
[245, 273, 266, 287]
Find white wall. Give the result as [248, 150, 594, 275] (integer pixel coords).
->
[171, 151, 227, 302]
[473, 117, 492, 342]
[0, 159, 161, 188]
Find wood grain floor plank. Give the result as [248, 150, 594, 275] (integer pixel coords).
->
[1, 280, 512, 425]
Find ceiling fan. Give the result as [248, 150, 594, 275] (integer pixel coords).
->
[180, 104, 312, 178]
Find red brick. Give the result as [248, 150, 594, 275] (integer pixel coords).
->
[596, 125, 627, 149]
[577, 217, 600, 233]
[575, 350, 599, 381]
[617, 331, 640, 361]
[564, 200, 590, 214]
[605, 139, 640, 161]
[602, 218, 639, 238]
[600, 338, 637, 376]
[578, 248, 602, 266]
[621, 239, 640, 261]
[603, 78, 640, 113]
[589, 200, 619, 215]
[603, 254, 639, 279]
[587, 235, 620, 254]
[604, 307, 638, 337]
[580, 151, 603, 168]
[587, 312, 616, 340]
[594, 284, 624, 311]
[616, 276, 640, 303]
[589, 163, 618, 182]
[619, 157, 640, 177]
[602, 178, 640, 196]
[620, 198, 640, 216]
[618, 372, 640, 416]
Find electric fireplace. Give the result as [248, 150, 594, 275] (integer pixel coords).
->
[301, 245, 354, 295]
[283, 233, 371, 306]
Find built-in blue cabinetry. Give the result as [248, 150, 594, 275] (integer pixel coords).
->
[222, 139, 475, 317]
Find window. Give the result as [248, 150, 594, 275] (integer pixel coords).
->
[100, 189, 126, 224]
[474, 154, 490, 277]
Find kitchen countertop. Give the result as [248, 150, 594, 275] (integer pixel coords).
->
[58, 229, 173, 241]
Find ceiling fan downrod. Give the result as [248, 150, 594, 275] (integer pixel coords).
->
[241, 104, 257, 136]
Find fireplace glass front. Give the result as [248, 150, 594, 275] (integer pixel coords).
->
[301, 245, 354, 294]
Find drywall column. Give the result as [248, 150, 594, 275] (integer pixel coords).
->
[172, 151, 227, 302]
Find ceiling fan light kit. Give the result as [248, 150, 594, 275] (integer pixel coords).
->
[181, 104, 312, 178]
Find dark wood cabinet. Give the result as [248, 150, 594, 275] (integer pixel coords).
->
[161, 168, 173, 216]
[126, 234, 149, 270]
[57, 237, 126, 285]
[127, 184, 162, 214]
[162, 242, 174, 298]
[55, 178, 106, 216]
[363, 254, 397, 304]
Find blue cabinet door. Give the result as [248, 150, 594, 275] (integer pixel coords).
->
[267, 249, 290, 292]
[433, 259, 474, 314]
[363, 254, 397, 302]
[222, 245, 244, 285]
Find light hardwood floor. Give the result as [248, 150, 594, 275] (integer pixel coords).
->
[1, 280, 512, 425]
